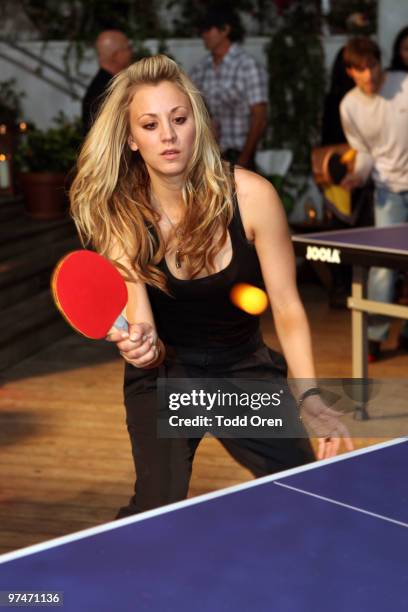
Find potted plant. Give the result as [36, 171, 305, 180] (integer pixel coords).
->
[15, 112, 82, 219]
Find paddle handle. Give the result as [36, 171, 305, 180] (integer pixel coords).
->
[113, 313, 129, 333]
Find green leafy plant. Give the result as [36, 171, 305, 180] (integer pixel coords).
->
[15, 112, 82, 173]
[11, 0, 161, 41]
[266, 1, 326, 171]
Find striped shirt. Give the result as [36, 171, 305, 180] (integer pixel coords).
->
[190, 44, 268, 151]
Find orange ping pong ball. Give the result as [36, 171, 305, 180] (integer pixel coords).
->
[230, 283, 269, 315]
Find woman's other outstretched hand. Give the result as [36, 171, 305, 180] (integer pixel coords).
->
[300, 394, 354, 460]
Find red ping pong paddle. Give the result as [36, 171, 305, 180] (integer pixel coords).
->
[51, 250, 129, 339]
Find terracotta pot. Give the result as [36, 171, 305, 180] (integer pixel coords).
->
[21, 172, 68, 220]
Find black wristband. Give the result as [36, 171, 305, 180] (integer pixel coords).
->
[297, 387, 322, 409]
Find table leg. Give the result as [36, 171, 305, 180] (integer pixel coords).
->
[350, 266, 369, 420]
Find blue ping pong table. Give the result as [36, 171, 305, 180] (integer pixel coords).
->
[0, 439, 407, 611]
[292, 224, 408, 378]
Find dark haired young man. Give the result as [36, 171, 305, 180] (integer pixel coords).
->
[340, 37, 408, 360]
[190, 7, 268, 169]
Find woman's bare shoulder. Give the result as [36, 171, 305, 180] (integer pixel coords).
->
[233, 167, 284, 236]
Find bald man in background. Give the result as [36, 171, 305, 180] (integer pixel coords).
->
[82, 30, 133, 134]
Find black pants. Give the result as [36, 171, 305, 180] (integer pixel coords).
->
[118, 336, 314, 518]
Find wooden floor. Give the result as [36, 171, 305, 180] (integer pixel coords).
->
[0, 282, 407, 555]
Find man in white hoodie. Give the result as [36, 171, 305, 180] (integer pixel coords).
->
[340, 36, 408, 361]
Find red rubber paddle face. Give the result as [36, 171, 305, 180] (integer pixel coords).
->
[51, 250, 128, 339]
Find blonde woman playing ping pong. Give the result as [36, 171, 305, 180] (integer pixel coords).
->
[70, 55, 352, 518]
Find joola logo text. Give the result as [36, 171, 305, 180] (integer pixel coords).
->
[306, 245, 341, 264]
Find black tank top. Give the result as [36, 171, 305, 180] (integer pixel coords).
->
[146, 175, 265, 349]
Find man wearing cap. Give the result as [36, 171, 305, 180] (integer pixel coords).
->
[190, 6, 268, 170]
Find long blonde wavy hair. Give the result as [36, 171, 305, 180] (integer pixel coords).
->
[70, 54, 234, 291]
